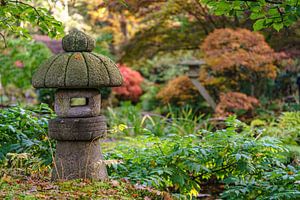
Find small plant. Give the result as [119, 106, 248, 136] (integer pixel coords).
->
[0, 104, 55, 165]
[222, 165, 300, 199]
[263, 112, 300, 145]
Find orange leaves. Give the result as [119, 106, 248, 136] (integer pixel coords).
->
[215, 92, 259, 118]
[201, 28, 278, 80]
[157, 75, 198, 105]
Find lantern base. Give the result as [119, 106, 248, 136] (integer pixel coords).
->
[51, 139, 108, 180]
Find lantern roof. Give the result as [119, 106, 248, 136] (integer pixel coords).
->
[32, 30, 123, 89]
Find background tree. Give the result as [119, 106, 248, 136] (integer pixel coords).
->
[201, 28, 280, 97]
[202, 0, 300, 31]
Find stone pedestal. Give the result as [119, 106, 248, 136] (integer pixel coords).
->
[52, 140, 107, 180]
[49, 116, 108, 180]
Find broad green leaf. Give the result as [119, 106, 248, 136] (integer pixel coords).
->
[253, 18, 265, 30]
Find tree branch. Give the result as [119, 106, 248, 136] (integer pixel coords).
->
[8, 0, 42, 24]
[0, 32, 7, 48]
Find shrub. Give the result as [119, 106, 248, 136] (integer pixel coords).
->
[0, 104, 55, 165]
[222, 166, 300, 199]
[156, 71, 228, 110]
[106, 102, 206, 137]
[263, 112, 300, 145]
[201, 28, 278, 96]
[137, 54, 189, 84]
[0, 39, 52, 89]
[105, 116, 297, 198]
[113, 64, 144, 102]
[140, 83, 161, 111]
[215, 92, 259, 119]
[157, 75, 199, 106]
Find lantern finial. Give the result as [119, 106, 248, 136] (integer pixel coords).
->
[62, 29, 95, 52]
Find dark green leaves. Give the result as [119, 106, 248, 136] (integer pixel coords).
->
[0, 104, 56, 165]
[202, 0, 300, 31]
[0, 0, 64, 39]
[105, 116, 294, 197]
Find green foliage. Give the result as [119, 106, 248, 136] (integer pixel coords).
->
[105, 116, 297, 197]
[137, 54, 189, 84]
[203, 0, 300, 31]
[94, 33, 114, 59]
[0, 0, 64, 41]
[0, 104, 55, 165]
[0, 39, 52, 89]
[222, 165, 300, 199]
[263, 112, 300, 145]
[140, 84, 161, 111]
[36, 88, 56, 107]
[106, 102, 207, 137]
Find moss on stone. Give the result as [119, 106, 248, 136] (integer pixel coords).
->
[95, 54, 123, 86]
[32, 31, 123, 89]
[83, 52, 110, 87]
[32, 54, 60, 88]
[65, 53, 88, 87]
[62, 30, 95, 52]
[45, 53, 71, 87]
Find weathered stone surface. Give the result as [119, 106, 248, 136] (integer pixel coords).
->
[32, 54, 60, 88]
[49, 116, 107, 141]
[91, 53, 123, 86]
[62, 30, 95, 52]
[54, 89, 101, 118]
[45, 53, 72, 87]
[65, 53, 88, 87]
[51, 139, 108, 180]
[32, 53, 123, 88]
[82, 52, 110, 87]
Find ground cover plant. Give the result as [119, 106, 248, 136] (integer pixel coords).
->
[1, 104, 299, 199]
[105, 115, 300, 199]
[0, 168, 167, 199]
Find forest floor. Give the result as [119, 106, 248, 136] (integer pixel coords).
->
[0, 169, 171, 200]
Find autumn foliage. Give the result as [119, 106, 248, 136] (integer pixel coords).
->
[157, 75, 198, 106]
[113, 64, 144, 102]
[215, 92, 259, 118]
[201, 28, 278, 95]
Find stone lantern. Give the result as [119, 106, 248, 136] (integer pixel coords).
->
[180, 59, 216, 110]
[32, 30, 123, 180]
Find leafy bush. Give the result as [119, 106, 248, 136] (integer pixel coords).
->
[140, 83, 161, 111]
[137, 54, 189, 84]
[105, 116, 298, 198]
[222, 166, 300, 199]
[0, 39, 52, 89]
[215, 92, 259, 119]
[263, 112, 300, 145]
[0, 104, 55, 165]
[157, 75, 200, 106]
[201, 28, 278, 97]
[106, 102, 207, 137]
[113, 64, 144, 102]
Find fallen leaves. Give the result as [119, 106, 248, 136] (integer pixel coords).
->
[0, 170, 171, 200]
